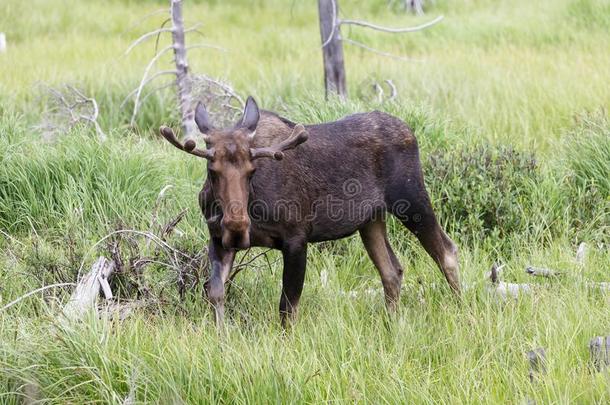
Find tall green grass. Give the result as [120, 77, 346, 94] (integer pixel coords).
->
[1, 0, 609, 403]
[2, 245, 610, 403]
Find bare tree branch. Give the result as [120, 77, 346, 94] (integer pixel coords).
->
[385, 79, 397, 100]
[37, 84, 107, 141]
[66, 85, 106, 141]
[125, 28, 174, 55]
[139, 83, 175, 105]
[189, 75, 245, 127]
[124, 1, 236, 135]
[318, 0, 347, 97]
[340, 14, 443, 33]
[154, 18, 172, 55]
[130, 45, 174, 126]
[343, 38, 422, 62]
[123, 8, 169, 35]
[193, 75, 244, 106]
[169, 0, 197, 138]
[184, 23, 205, 35]
[120, 70, 177, 109]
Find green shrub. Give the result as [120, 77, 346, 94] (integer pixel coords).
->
[424, 143, 539, 244]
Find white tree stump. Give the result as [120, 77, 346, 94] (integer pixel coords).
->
[63, 256, 114, 321]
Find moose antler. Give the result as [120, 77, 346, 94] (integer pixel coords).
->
[250, 124, 309, 160]
[159, 126, 215, 159]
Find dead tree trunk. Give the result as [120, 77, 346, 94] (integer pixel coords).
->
[170, 0, 197, 138]
[318, 0, 347, 99]
[317, 0, 443, 99]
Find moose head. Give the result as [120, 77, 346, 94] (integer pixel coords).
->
[159, 97, 308, 249]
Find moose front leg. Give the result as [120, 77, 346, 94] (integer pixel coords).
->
[207, 238, 235, 328]
[279, 241, 308, 328]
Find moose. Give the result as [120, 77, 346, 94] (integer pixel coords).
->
[160, 97, 460, 327]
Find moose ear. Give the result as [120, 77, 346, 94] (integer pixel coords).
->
[194, 102, 212, 134]
[240, 96, 260, 132]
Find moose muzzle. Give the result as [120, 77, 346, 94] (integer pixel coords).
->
[221, 216, 251, 249]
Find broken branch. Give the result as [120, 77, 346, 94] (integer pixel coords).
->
[130, 45, 174, 126]
[125, 28, 174, 55]
[340, 15, 443, 33]
[38, 84, 107, 141]
[343, 38, 422, 62]
[120, 70, 177, 109]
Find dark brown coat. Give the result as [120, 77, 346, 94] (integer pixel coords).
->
[160, 97, 460, 327]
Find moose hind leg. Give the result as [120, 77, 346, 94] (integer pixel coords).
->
[279, 240, 308, 327]
[359, 219, 404, 312]
[390, 190, 460, 294]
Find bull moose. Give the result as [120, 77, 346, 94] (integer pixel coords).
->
[159, 97, 460, 327]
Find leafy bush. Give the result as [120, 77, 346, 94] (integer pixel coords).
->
[421, 112, 609, 247]
[424, 143, 539, 244]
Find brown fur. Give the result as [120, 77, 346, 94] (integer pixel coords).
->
[162, 97, 460, 327]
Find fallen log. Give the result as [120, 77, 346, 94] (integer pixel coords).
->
[492, 282, 533, 300]
[63, 256, 114, 321]
[486, 263, 533, 300]
[525, 242, 589, 277]
[525, 266, 562, 278]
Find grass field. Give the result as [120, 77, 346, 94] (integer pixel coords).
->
[1, 0, 609, 403]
